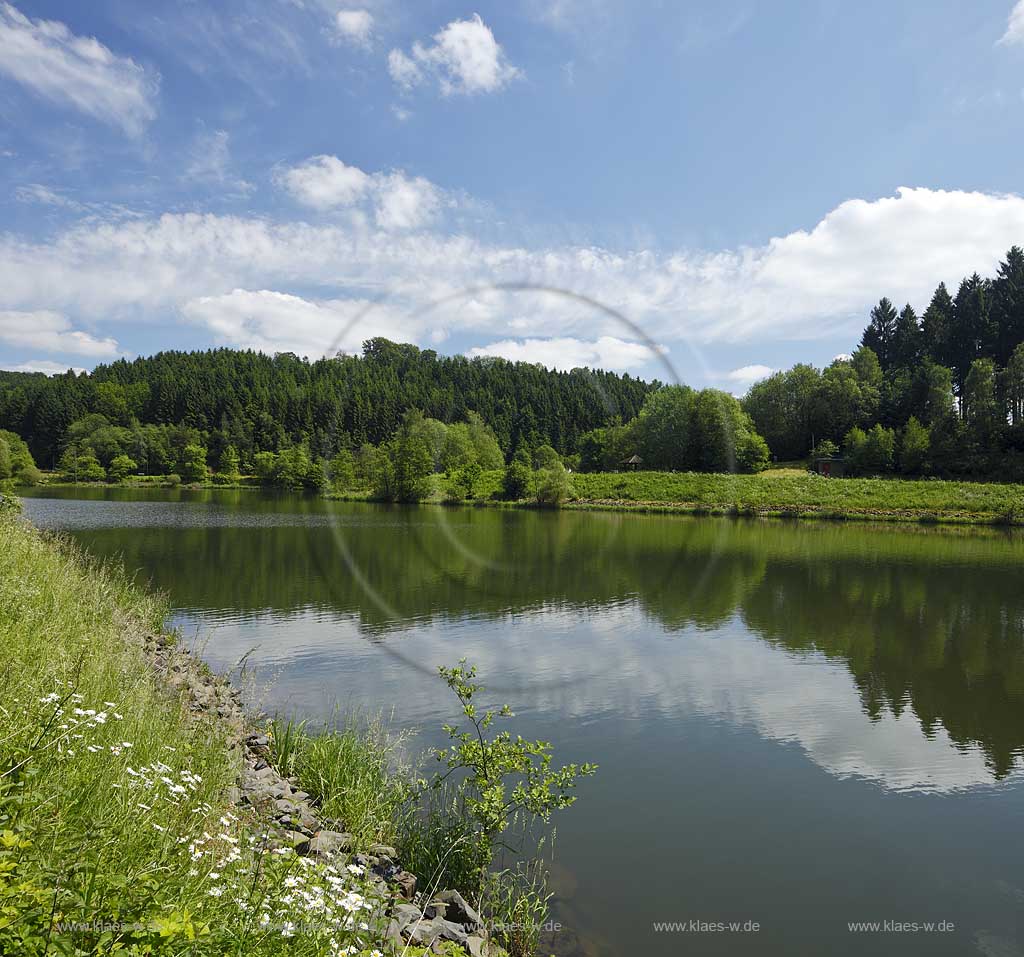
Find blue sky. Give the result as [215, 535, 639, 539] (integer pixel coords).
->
[4, 0, 1024, 391]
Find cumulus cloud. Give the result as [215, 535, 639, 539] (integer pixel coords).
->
[181, 289, 417, 356]
[332, 9, 373, 47]
[1, 187, 1024, 362]
[724, 364, 775, 389]
[278, 155, 441, 229]
[0, 3, 158, 136]
[999, 1, 1024, 45]
[466, 336, 659, 371]
[0, 310, 119, 357]
[388, 14, 521, 95]
[4, 359, 86, 375]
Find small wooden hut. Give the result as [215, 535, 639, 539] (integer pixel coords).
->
[623, 454, 643, 471]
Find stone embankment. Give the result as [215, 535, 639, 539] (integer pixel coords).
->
[144, 628, 503, 956]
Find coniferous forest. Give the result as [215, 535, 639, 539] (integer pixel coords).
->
[2, 247, 1024, 486]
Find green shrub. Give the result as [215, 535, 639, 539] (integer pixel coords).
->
[534, 465, 573, 506]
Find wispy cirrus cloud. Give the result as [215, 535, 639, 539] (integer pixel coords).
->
[0, 3, 158, 136]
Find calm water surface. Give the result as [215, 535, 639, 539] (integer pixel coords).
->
[19, 487, 1024, 956]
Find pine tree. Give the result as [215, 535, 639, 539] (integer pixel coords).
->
[861, 298, 898, 371]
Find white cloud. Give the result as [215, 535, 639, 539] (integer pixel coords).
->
[278, 155, 442, 229]
[387, 48, 422, 90]
[467, 336, 659, 371]
[332, 9, 373, 47]
[999, 1, 1024, 45]
[278, 154, 370, 209]
[185, 130, 253, 194]
[373, 172, 440, 230]
[2, 187, 1024, 363]
[4, 359, 86, 375]
[389, 14, 521, 96]
[181, 289, 416, 356]
[14, 183, 82, 210]
[0, 3, 158, 136]
[724, 364, 774, 389]
[0, 310, 119, 357]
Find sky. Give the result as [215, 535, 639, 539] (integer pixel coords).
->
[4, 1, 1024, 391]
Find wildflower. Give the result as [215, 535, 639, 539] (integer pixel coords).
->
[346, 864, 364, 876]
[113, 713, 124, 720]
[152, 823, 166, 832]
[86, 745, 101, 753]
[39, 692, 60, 704]
[138, 803, 152, 812]
[209, 871, 221, 880]
[284, 876, 301, 889]
[104, 701, 117, 708]
[281, 922, 297, 938]
[208, 887, 223, 897]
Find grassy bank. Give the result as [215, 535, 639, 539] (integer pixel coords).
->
[325, 468, 1024, 527]
[0, 495, 468, 956]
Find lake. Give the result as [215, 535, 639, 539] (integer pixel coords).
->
[18, 487, 1024, 957]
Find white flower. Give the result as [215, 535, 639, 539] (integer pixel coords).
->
[346, 864, 364, 876]
[208, 887, 223, 897]
[39, 692, 60, 704]
[152, 823, 166, 832]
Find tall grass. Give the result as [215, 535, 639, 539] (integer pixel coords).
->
[272, 712, 414, 850]
[0, 497, 419, 956]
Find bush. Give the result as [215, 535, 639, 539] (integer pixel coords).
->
[107, 453, 138, 482]
[501, 460, 532, 500]
[532, 444, 561, 470]
[534, 465, 573, 506]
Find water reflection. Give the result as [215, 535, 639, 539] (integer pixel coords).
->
[21, 489, 1024, 789]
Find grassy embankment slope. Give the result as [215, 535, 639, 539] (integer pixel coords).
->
[329, 468, 1024, 526]
[0, 495, 453, 957]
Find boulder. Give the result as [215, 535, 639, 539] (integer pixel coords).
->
[297, 830, 353, 857]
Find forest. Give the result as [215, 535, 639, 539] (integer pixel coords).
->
[742, 246, 1024, 480]
[2, 245, 1024, 487]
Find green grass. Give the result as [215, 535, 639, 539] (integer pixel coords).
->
[0, 494, 445, 956]
[270, 713, 414, 851]
[565, 470, 1024, 525]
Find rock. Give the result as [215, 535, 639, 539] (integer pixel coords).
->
[298, 830, 352, 857]
[406, 917, 469, 947]
[368, 843, 397, 859]
[392, 903, 423, 930]
[433, 889, 482, 930]
[246, 732, 270, 748]
[393, 870, 417, 899]
[285, 830, 309, 848]
[224, 786, 241, 804]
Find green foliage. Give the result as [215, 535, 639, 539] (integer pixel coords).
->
[532, 444, 561, 471]
[58, 447, 105, 482]
[534, 464, 573, 506]
[811, 439, 840, 460]
[899, 417, 931, 475]
[178, 443, 208, 483]
[501, 459, 532, 500]
[219, 444, 241, 483]
[0, 340, 653, 471]
[845, 424, 895, 475]
[107, 453, 138, 482]
[434, 659, 597, 858]
[445, 461, 483, 501]
[328, 448, 356, 491]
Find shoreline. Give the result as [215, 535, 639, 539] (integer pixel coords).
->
[20, 473, 1024, 528]
[0, 495, 509, 957]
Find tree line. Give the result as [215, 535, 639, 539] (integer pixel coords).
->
[0, 338, 653, 472]
[742, 246, 1024, 479]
